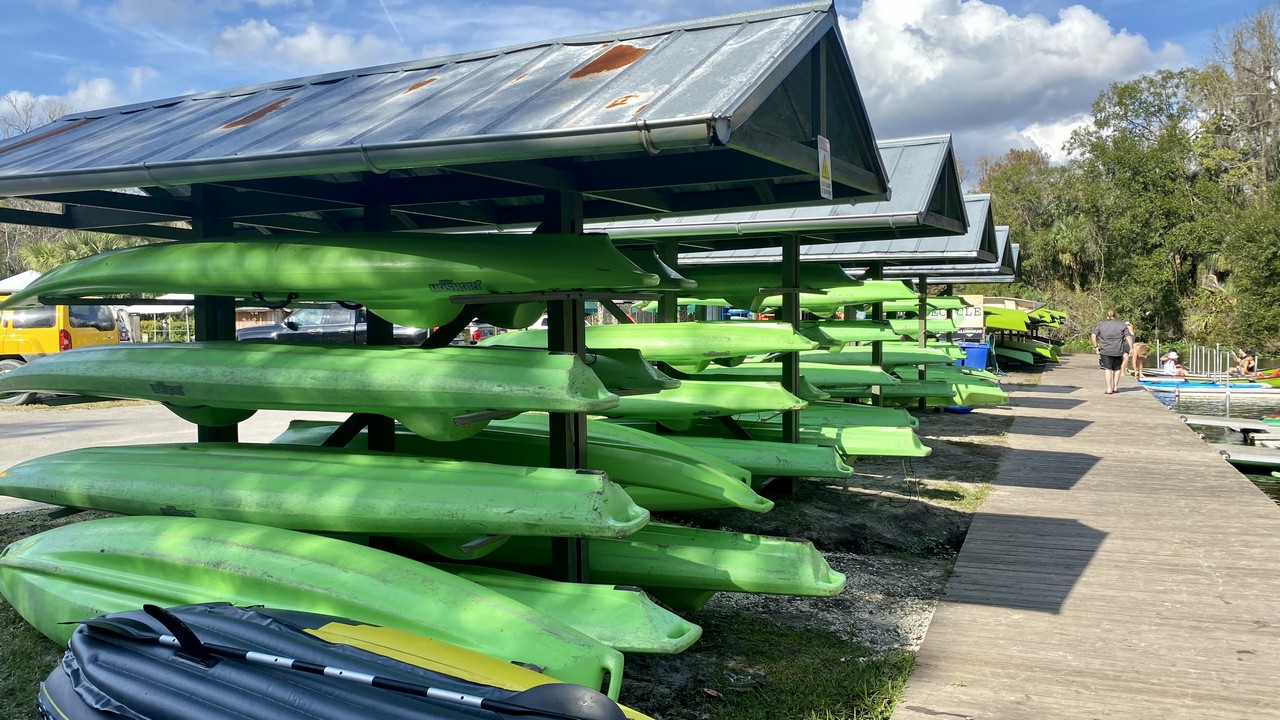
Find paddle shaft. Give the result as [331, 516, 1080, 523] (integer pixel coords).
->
[151, 634, 580, 717]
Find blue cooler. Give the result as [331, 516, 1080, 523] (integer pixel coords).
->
[956, 341, 990, 370]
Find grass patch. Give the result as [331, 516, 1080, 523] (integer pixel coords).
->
[676, 611, 914, 720]
[0, 597, 60, 720]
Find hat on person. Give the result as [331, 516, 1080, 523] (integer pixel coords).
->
[1168, 351, 1179, 359]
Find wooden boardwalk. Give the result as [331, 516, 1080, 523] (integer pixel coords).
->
[893, 354, 1280, 720]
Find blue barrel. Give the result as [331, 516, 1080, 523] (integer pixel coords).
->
[956, 341, 990, 370]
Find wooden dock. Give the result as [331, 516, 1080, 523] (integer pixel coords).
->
[893, 354, 1280, 720]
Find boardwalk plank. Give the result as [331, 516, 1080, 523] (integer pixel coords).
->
[891, 355, 1280, 720]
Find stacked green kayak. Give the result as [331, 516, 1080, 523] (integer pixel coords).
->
[810, 320, 902, 344]
[481, 321, 817, 370]
[756, 280, 919, 312]
[452, 523, 846, 611]
[602, 380, 806, 424]
[0, 233, 659, 329]
[882, 297, 969, 313]
[737, 400, 918, 430]
[0, 516, 625, 696]
[0, 343, 619, 441]
[887, 318, 959, 337]
[653, 418, 930, 460]
[799, 347, 956, 368]
[983, 307, 1030, 333]
[660, 435, 854, 480]
[0, 443, 649, 539]
[273, 416, 772, 513]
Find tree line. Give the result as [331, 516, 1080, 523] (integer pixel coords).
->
[973, 6, 1280, 352]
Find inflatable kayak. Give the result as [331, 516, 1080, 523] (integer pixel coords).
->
[0, 233, 658, 329]
[273, 416, 771, 513]
[481, 322, 817, 368]
[0, 443, 648, 539]
[0, 343, 618, 441]
[41, 603, 648, 720]
[0, 516, 623, 696]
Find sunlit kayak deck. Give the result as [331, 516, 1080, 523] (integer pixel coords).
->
[894, 354, 1280, 720]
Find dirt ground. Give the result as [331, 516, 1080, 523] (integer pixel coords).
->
[619, 403, 1018, 718]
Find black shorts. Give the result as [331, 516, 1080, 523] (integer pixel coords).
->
[1100, 354, 1124, 371]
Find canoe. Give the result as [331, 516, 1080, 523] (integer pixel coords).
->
[0, 516, 624, 696]
[0, 343, 618, 441]
[434, 564, 701, 654]
[755, 280, 920, 311]
[41, 603, 650, 720]
[441, 523, 846, 611]
[601, 380, 806, 423]
[660, 435, 853, 480]
[273, 416, 771, 513]
[811, 320, 902, 343]
[481, 322, 817, 368]
[0, 233, 659, 329]
[0, 443, 648, 539]
[798, 347, 956, 368]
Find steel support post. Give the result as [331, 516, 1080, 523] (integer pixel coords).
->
[190, 185, 238, 443]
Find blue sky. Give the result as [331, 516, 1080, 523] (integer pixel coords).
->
[0, 0, 1265, 167]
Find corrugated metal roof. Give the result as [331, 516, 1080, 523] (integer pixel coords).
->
[678, 192, 993, 266]
[0, 0, 889, 228]
[888, 228, 1017, 285]
[598, 134, 965, 245]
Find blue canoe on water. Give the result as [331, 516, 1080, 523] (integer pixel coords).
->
[1139, 379, 1280, 395]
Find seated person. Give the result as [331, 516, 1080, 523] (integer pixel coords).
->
[1232, 348, 1257, 376]
[1159, 350, 1184, 376]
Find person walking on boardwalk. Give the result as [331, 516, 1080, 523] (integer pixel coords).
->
[1091, 309, 1130, 395]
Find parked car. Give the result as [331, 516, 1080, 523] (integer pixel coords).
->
[235, 305, 429, 345]
[457, 321, 499, 345]
[0, 301, 120, 405]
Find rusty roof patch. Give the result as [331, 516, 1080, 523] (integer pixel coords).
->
[221, 97, 291, 129]
[0, 118, 97, 155]
[606, 92, 640, 109]
[401, 77, 438, 95]
[569, 44, 648, 79]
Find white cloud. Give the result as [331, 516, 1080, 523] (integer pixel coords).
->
[127, 66, 159, 96]
[213, 19, 410, 71]
[841, 0, 1186, 165]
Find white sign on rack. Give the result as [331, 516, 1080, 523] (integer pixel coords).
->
[817, 135, 832, 200]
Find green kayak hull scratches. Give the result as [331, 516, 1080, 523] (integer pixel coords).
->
[0, 233, 658, 329]
[442, 523, 845, 611]
[273, 415, 772, 513]
[433, 564, 702, 654]
[481, 322, 817, 368]
[0, 516, 624, 697]
[0, 443, 648, 539]
[0, 343, 618, 441]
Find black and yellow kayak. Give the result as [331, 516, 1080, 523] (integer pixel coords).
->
[40, 603, 652, 720]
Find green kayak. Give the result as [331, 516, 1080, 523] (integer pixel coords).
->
[0, 443, 648, 539]
[665, 419, 930, 459]
[661, 435, 853, 480]
[888, 318, 958, 337]
[983, 307, 1030, 333]
[907, 364, 1001, 384]
[790, 362, 901, 389]
[273, 416, 772, 513]
[811, 320, 902, 343]
[882, 297, 968, 313]
[997, 338, 1060, 362]
[434, 564, 701, 654]
[881, 340, 966, 360]
[481, 322, 817, 367]
[798, 347, 956, 368]
[680, 262, 859, 305]
[583, 348, 681, 394]
[736, 400, 917, 429]
[756, 280, 919, 312]
[602, 380, 806, 424]
[0, 343, 618, 441]
[621, 249, 698, 291]
[447, 523, 846, 611]
[688, 365, 831, 400]
[994, 346, 1036, 365]
[0, 516, 624, 696]
[0, 233, 658, 329]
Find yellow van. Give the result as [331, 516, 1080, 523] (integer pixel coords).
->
[0, 301, 120, 405]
